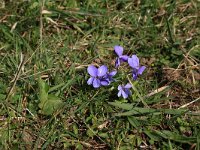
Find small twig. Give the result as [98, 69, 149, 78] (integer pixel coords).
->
[24, 41, 43, 64]
[146, 86, 169, 97]
[139, 85, 170, 105]
[178, 97, 200, 109]
[186, 45, 200, 57]
[25, 108, 35, 118]
[5, 53, 26, 102]
[40, 0, 45, 48]
[19, 68, 55, 80]
[163, 65, 199, 70]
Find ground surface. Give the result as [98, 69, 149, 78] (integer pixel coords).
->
[0, 0, 200, 149]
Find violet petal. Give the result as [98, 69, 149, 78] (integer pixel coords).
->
[117, 90, 122, 97]
[87, 77, 94, 85]
[87, 65, 98, 77]
[114, 45, 123, 56]
[120, 55, 129, 62]
[109, 70, 117, 76]
[138, 66, 146, 75]
[128, 55, 139, 69]
[124, 83, 132, 89]
[93, 78, 101, 88]
[101, 79, 109, 86]
[132, 73, 138, 80]
[115, 58, 120, 68]
[122, 90, 128, 99]
[97, 65, 108, 77]
[118, 85, 122, 90]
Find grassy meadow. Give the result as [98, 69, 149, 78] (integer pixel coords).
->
[0, 0, 200, 149]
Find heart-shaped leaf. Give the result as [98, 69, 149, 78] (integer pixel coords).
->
[38, 78, 63, 115]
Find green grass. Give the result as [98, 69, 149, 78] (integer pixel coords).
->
[0, 0, 200, 149]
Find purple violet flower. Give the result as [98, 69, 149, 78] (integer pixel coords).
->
[128, 55, 146, 80]
[118, 83, 132, 99]
[87, 65, 116, 88]
[106, 70, 117, 83]
[114, 46, 129, 68]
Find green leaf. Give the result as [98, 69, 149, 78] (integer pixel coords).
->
[143, 130, 160, 142]
[39, 94, 63, 115]
[48, 83, 65, 93]
[108, 101, 133, 110]
[86, 128, 97, 138]
[38, 78, 63, 115]
[114, 107, 156, 116]
[38, 77, 49, 105]
[128, 116, 141, 129]
[114, 107, 187, 116]
[98, 132, 109, 138]
[154, 130, 196, 143]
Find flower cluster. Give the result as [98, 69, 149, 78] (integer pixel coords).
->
[87, 65, 117, 88]
[87, 45, 146, 99]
